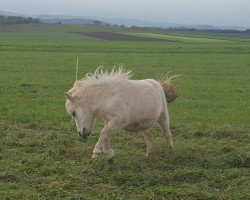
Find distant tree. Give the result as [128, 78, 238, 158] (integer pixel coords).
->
[131, 26, 139, 29]
[245, 29, 250, 33]
[93, 20, 102, 25]
[0, 15, 41, 24]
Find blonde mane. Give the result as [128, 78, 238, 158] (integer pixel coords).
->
[75, 67, 132, 88]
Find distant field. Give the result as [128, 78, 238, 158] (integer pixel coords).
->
[0, 24, 249, 199]
[128, 32, 227, 43]
[76, 31, 175, 42]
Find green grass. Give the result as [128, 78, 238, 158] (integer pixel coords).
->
[128, 32, 250, 43]
[0, 24, 249, 199]
[127, 32, 228, 43]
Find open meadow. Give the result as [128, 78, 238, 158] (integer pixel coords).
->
[0, 24, 249, 199]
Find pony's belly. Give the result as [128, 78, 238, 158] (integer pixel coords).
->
[124, 120, 154, 132]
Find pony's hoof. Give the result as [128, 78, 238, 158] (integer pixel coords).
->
[168, 148, 174, 156]
[145, 151, 153, 157]
[92, 153, 100, 158]
[107, 156, 114, 164]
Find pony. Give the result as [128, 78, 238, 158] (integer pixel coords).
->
[65, 67, 178, 162]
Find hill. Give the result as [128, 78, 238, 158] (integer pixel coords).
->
[0, 10, 249, 31]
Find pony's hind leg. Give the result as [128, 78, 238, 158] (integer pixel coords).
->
[143, 130, 154, 156]
[157, 111, 174, 152]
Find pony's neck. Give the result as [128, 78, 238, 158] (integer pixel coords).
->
[82, 84, 109, 119]
[83, 84, 107, 115]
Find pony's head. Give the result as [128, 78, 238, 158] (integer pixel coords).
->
[65, 92, 94, 140]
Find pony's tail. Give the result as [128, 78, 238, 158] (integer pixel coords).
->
[159, 74, 181, 103]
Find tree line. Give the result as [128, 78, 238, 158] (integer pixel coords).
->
[0, 15, 41, 24]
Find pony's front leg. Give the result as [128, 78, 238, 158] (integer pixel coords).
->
[92, 119, 121, 161]
[92, 139, 114, 160]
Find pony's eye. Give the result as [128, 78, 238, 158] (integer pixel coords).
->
[71, 111, 76, 117]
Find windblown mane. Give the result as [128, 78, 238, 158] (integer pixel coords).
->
[76, 67, 132, 88]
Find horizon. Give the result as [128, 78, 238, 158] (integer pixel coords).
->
[1, 0, 250, 27]
[1, 10, 249, 30]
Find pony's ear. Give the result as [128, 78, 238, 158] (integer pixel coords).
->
[65, 92, 75, 102]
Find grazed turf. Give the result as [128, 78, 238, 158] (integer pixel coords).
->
[0, 24, 249, 200]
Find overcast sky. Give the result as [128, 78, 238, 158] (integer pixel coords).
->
[1, 0, 250, 26]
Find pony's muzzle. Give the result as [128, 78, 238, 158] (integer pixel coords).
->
[79, 127, 91, 140]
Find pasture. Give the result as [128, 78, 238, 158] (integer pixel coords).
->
[0, 24, 249, 199]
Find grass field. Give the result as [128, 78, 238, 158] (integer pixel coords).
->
[0, 24, 249, 199]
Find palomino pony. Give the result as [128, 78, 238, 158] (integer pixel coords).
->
[65, 67, 177, 162]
